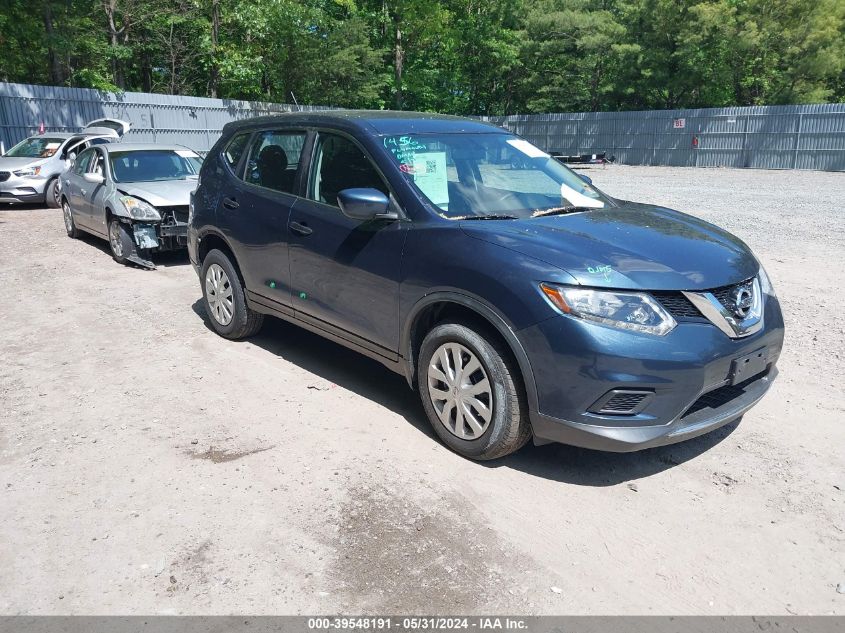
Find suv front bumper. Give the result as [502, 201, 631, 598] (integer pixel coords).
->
[519, 294, 785, 452]
[0, 173, 50, 203]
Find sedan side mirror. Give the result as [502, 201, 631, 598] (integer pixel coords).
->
[83, 173, 104, 185]
[337, 188, 395, 221]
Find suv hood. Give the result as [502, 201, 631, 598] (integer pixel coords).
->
[460, 202, 758, 291]
[0, 157, 47, 171]
[117, 180, 197, 208]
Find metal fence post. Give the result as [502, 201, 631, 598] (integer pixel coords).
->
[793, 113, 803, 170]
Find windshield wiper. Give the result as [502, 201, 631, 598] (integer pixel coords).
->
[453, 214, 519, 221]
[531, 206, 597, 218]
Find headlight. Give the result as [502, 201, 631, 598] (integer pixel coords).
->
[120, 196, 161, 221]
[13, 165, 41, 177]
[540, 283, 677, 336]
[757, 262, 776, 297]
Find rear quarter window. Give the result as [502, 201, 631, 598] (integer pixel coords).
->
[223, 133, 251, 172]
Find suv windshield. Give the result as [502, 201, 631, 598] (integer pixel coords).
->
[382, 133, 613, 219]
[109, 150, 202, 183]
[5, 137, 65, 158]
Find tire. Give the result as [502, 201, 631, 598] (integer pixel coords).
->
[417, 321, 531, 460]
[201, 248, 263, 339]
[45, 178, 60, 209]
[62, 199, 79, 239]
[108, 217, 133, 265]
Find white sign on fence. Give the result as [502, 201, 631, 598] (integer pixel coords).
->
[673, 118, 686, 129]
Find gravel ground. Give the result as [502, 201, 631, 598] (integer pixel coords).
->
[0, 165, 843, 615]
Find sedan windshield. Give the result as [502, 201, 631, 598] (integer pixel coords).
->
[382, 133, 613, 219]
[109, 150, 202, 183]
[5, 137, 65, 158]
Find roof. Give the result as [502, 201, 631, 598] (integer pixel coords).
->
[223, 110, 507, 136]
[100, 143, 198, 153]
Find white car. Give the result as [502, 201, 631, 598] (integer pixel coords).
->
[0, 119, 130, 208]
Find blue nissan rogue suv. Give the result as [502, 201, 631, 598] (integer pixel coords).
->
[188, 111, 783, 460]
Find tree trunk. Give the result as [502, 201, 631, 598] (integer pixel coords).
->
[209, 0, 220, 98]
[43, 0, 63, 84]
[105, 0, 126, 89]
[393, 14, 403, 109]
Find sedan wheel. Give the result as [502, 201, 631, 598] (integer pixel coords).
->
[63, 201, 78, 238]
[205, 263, 234, 326]
[427, 342, 493, 440]
[109, 220, 124, 258]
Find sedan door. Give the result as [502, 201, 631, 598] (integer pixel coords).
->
[287, 131, 408, 355]
[79, 148, 109, 235]
[62, 148, 95, 229]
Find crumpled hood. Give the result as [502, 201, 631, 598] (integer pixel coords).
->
[0, 157, 48, 171]
[460, 202, 758, 291]
[117, 180, 197, 207]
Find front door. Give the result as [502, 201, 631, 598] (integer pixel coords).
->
[288, 131, 407, 354]
[63, 148, 95, 229]
[81, 148, 108, 235]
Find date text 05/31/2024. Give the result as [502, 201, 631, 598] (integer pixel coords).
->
[307, 617, 529, 630]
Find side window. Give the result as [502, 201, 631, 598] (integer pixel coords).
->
[308, 133, 389, 207]
[243, 130, 305, 194]
[90, 151, 105, 176]
[223, 133, 250, 171]
[73, 149, 94, 175]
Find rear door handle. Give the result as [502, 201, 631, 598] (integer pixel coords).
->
[289, 221, 313, 236]
[222, 196, 239, 210]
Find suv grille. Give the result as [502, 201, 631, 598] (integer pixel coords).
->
[0, 172, 10, 182]
[681, 370, 768, 418]
[711, 278, 755, 314]
[652, 292, 702, 319]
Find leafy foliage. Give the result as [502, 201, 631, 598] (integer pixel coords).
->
[1, 0, 842, 112]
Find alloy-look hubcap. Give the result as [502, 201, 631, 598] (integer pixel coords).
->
[427, 342, 493, 440]
[63, 203, 73, 233]
[205, 263, 234, 326]
[109, 222, 123, 257]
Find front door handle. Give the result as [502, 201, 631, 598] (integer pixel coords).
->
[80, 189, 87, 196]
[222, 196, 239, 210]
[289, 221, 313, 236]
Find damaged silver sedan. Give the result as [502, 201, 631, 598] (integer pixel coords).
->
[60, 143, 202, 268]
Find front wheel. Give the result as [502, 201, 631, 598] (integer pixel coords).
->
[45, 178, 60, 209]
[417, 321, 531, 460]
[201, 249, 263, 339]
[108, 218, 134, 265]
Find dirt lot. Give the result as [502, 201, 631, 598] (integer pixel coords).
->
[0, 165, 843, 615]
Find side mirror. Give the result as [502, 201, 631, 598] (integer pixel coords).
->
[578, 173, 593, 185]
[83, 173, 104, 185]
[337, 188, 395, 221]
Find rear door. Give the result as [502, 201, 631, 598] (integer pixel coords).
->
[287, 130, 408, 353]
[217, 129, 307, 313]
[83, 118, 131, 138]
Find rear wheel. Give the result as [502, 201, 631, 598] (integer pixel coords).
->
[62, 200, 79, 239]
[201, 249, 263, 339]
[45, 178, 60, 209]
[108, 218, 133, 265]
[417, 321, 531, 460]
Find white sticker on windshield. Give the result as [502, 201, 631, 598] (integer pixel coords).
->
[176, 149, 199, 158]
[413, 152, 449, 208]
[45, 143, 61, 150]
[506, 139, 549, 159]
[561, 183, 605, 208]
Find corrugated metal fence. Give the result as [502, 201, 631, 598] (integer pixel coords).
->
[0, 82, 328, 155]
[483, 104, 845, 171]
[2, 82, 844, 170]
